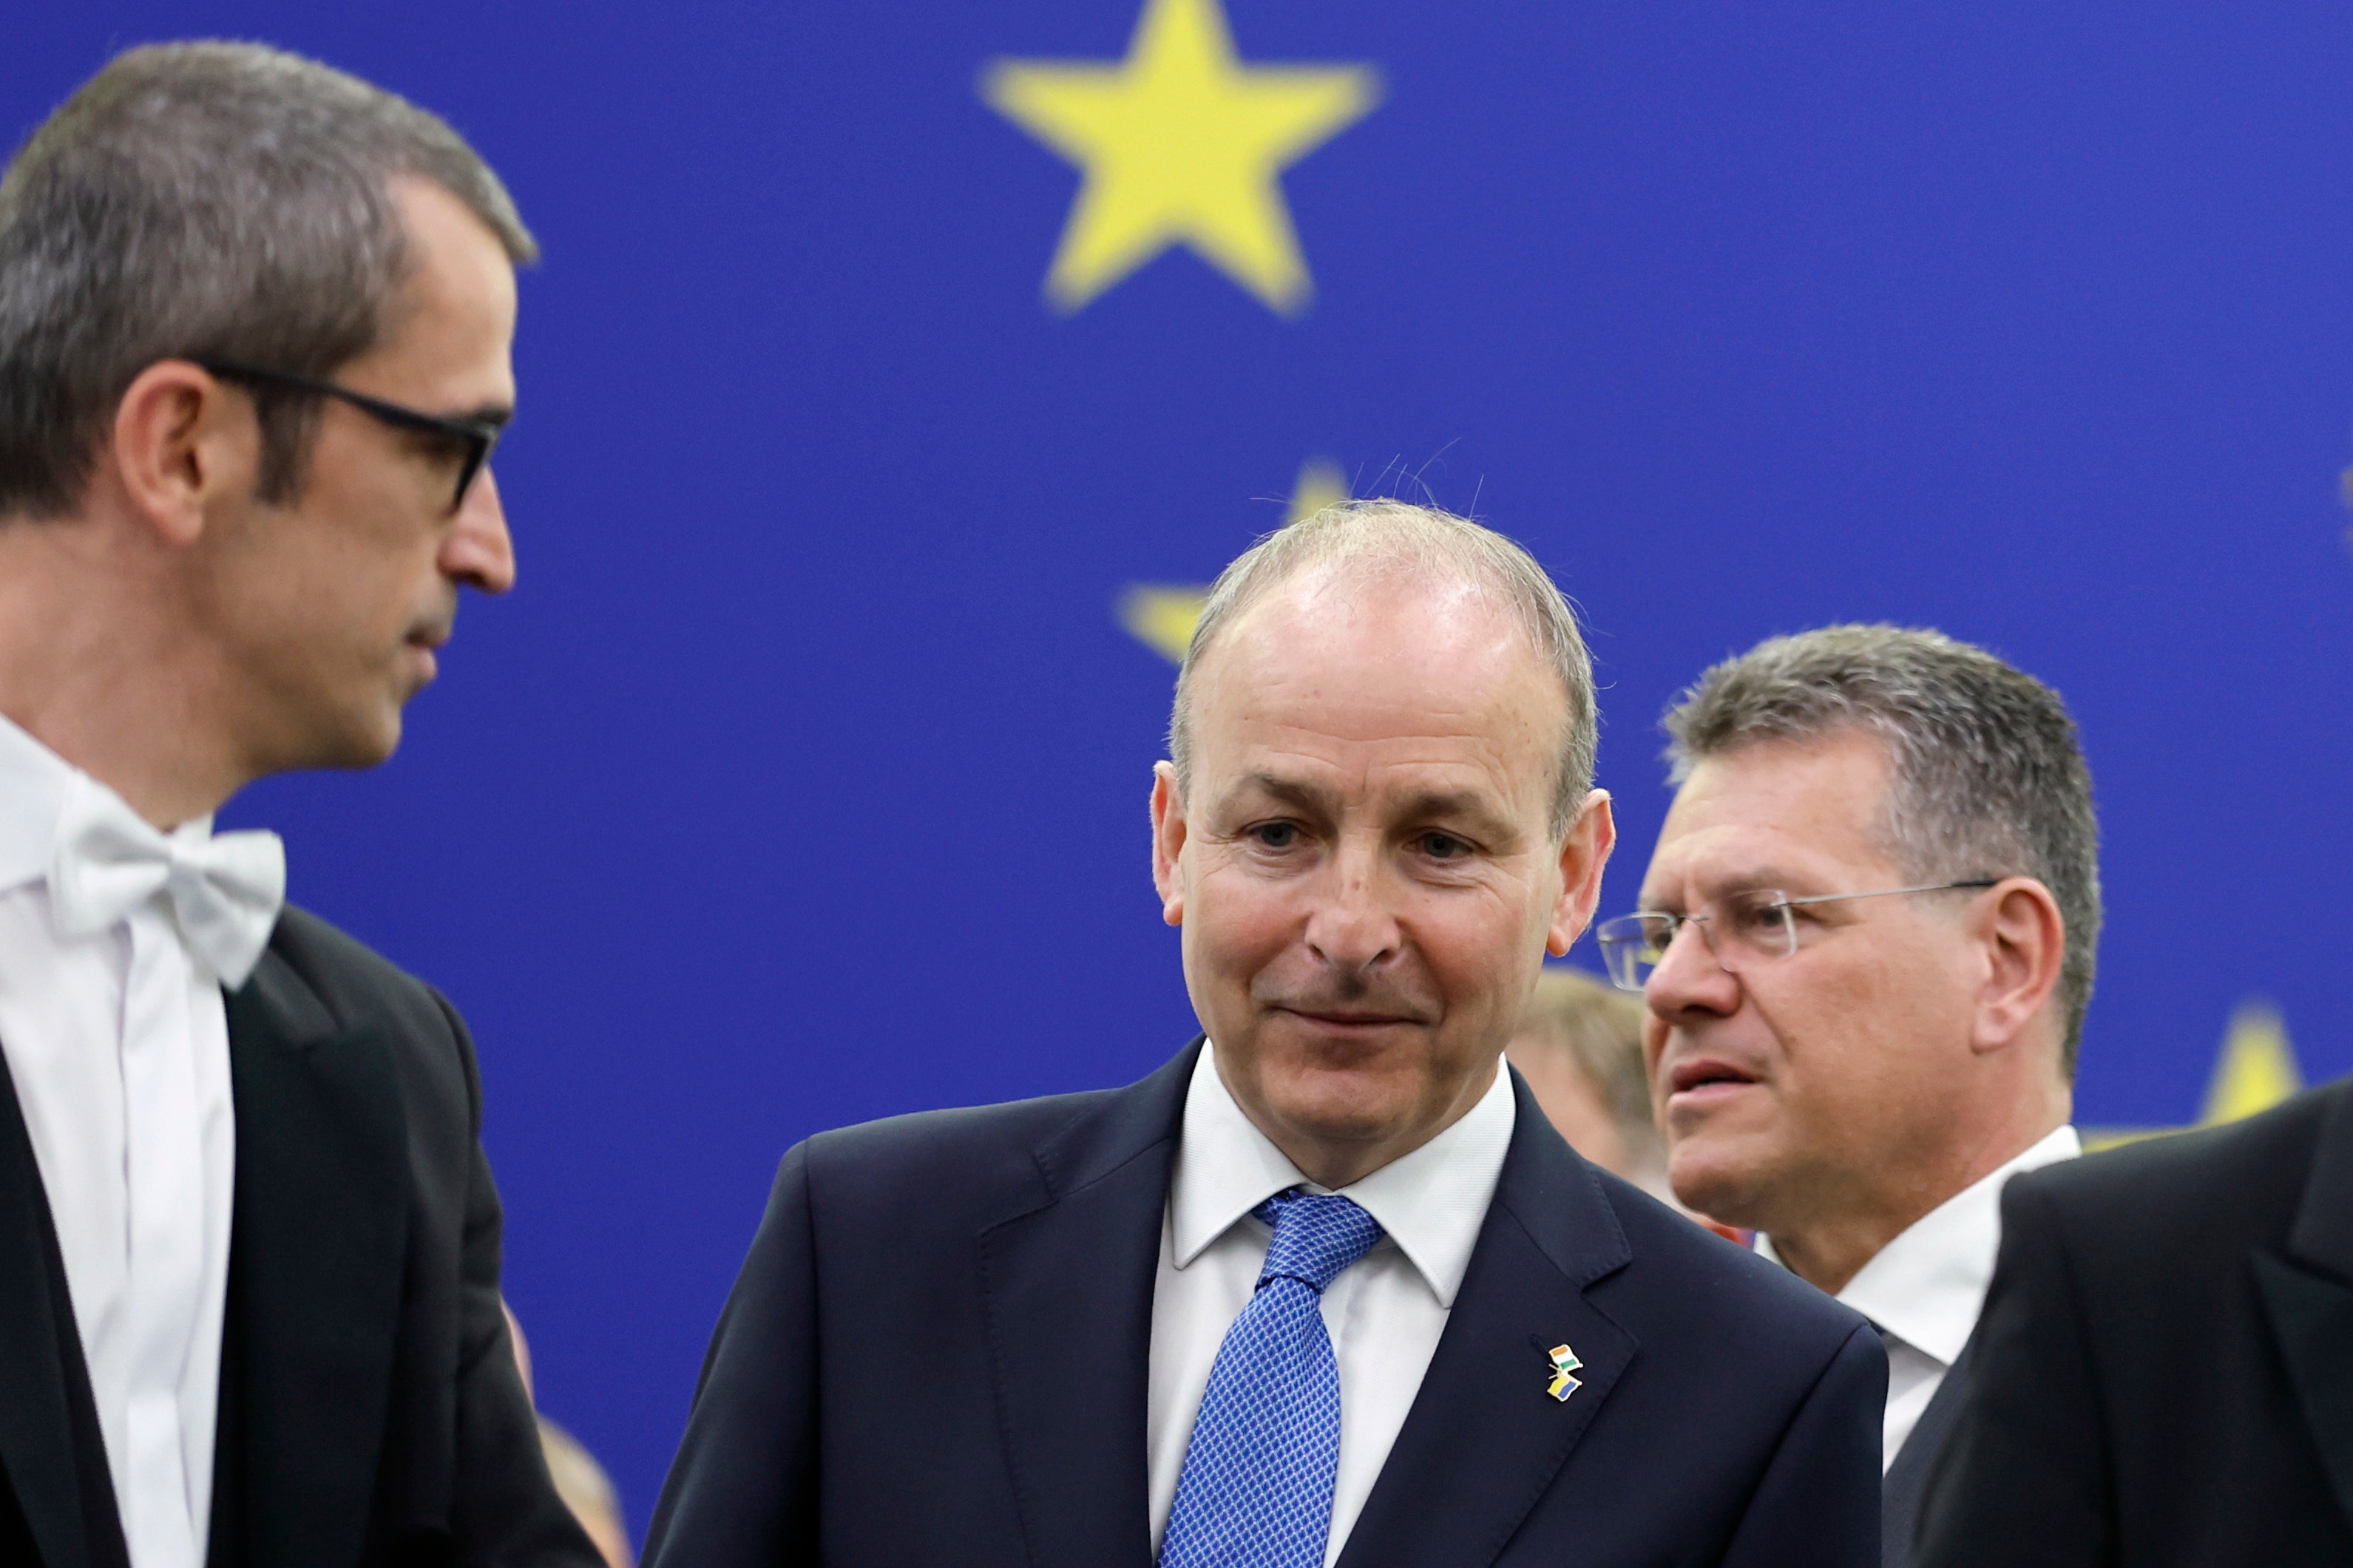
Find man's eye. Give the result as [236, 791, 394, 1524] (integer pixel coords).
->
[1419, 832, 1472, 860]
[408, 429, 472, 466]
[1249, 822, 1299, 849]
[1640, 917, 1679, 963]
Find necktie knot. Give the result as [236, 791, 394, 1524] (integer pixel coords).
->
[49, 773, 286, 988]
[1254, 1190, 1383, 1295]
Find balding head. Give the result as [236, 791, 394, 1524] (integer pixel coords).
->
[1168, 500, 1597, 838]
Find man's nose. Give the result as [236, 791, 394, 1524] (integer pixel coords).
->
[1303, 839, 1403, 973]
[442, 466, 516, 594]
[1645, 917, 1741, 1022]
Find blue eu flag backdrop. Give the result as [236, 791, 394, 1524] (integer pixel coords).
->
[12, 0, 2353, 1524]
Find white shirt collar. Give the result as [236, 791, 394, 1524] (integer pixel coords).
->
[0, 710, 75, 893]
[1169, 1042, 1516, 1308]
[1761, 1124, 2081, 1366]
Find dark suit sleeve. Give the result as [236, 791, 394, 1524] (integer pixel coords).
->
[435, 994, 604, 1568]
[1718, 1321, 1887, 1568]
[643, 1141, 822, 1568]
[1914, 1175, 2113, 1567]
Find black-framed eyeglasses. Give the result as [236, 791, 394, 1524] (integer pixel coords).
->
[1595, 880, 2000, 993]
[196, 358, 505, 512]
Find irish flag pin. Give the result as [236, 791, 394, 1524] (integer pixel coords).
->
[1545, 1343, 1583, 1402]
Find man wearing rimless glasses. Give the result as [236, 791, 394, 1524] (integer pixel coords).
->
[1601, 625, 2099, 1568]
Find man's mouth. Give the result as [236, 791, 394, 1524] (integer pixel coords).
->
[402, 625, 450, 684]
[1277, 1006, 1423, 1031]
[1667, 1058, 1760, 1097]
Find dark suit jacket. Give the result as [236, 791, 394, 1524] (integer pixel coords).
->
[644, 1040, 1886, 1568]
[1880, 1337, 1973, 1568]
[1917, 1077, 2353, 1566]
[0, 906, 599, 1568]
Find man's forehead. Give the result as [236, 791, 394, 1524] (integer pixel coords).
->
[1643, 736, 1898, 897]
[1199, 573, 1558, 727]
[1194, 654, 1557, 800]
[1219, 753, 1514, 810]
[365, 177, 518, 402]
[1180, 566, 1572, 812]
[1191, 720, 1549, 845]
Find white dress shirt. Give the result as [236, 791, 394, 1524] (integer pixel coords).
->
[1148, 1042, 1515, 1567]
[1760, 1124, 2080, 1470]
[0, 714, 237, 1568]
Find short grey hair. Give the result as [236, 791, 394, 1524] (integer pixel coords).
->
[1169, 499, 1597, 836]
[1662, 625, 2102, 1073]
[0, 40, 535, 517]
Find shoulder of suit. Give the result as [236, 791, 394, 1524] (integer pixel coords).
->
[805, 1085, 1126, 1169]
[796, 1083, 1140, 1218]
[2005, 1079, 2349, 1253]
[268, 902, 454, 1039]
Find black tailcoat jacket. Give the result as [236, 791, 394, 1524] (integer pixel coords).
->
[645, 1040, 1886, 1568]
[0, 907, 598, 1568]
[1918, 1076, 2353, 1566]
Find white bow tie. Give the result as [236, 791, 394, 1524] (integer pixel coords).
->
[49, 773, 286, 988]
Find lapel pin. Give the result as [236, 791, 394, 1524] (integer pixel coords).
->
[1545, 1342, 1583, 1403]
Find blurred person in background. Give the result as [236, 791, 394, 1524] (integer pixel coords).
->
[538, 1425, 634, 1568]
[1506, 966, 1747, 1242]
[645, 501, 1885, 1568]
[0, 43, 595, 1568]
[1504, 965, 1668, 1198]
[505, 1305, 637, 1568]
[1603, 625, 2096, 1568]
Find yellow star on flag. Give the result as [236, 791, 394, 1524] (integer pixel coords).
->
[982, 0, 1380, 315]
[2082, 997, 2307, 1150]
[2200, 1000, 2301, 1124]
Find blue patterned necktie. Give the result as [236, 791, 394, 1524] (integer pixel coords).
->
[1159, 1189, 1386, 1568]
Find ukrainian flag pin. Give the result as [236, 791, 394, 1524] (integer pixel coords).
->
[1545, 1343, 1583, 1402]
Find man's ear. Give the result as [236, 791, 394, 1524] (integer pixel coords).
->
[1150, 761, 1187, 926]
[109, 361, 260, 546]
[1547, 789, 1616, 957]
[1971, 877, 2067, 1057]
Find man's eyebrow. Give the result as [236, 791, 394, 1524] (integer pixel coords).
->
[1395, 789, 1516, 838]
[450, 403, 512, 430]
[1727, 866, 1849, 898]
[1223, 771, 1337, 815]
[1639, 866, 1815, 912]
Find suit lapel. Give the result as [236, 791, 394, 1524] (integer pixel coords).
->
[1335, 1069, 1637, 1568]
[219, 940, 410, 1568]
[0, 1050, 106, 1568]
[977, 1042, 1196, 1568]
[2255, 1081, 2353, 1537]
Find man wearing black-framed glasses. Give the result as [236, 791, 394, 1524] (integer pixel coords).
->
[196, 358, 508, 515]
[0, 41, 595, 1568]
[1620, 625, 2099, 1568]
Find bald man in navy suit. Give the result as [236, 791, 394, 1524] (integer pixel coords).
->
[648, 502, 1883, 1568]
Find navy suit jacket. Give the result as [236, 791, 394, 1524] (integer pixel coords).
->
[646, 1041, 1885, 1568]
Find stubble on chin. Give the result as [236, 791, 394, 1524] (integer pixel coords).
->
[1256, 1028, 1468, 1145]
[314, 683, 408, 772]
